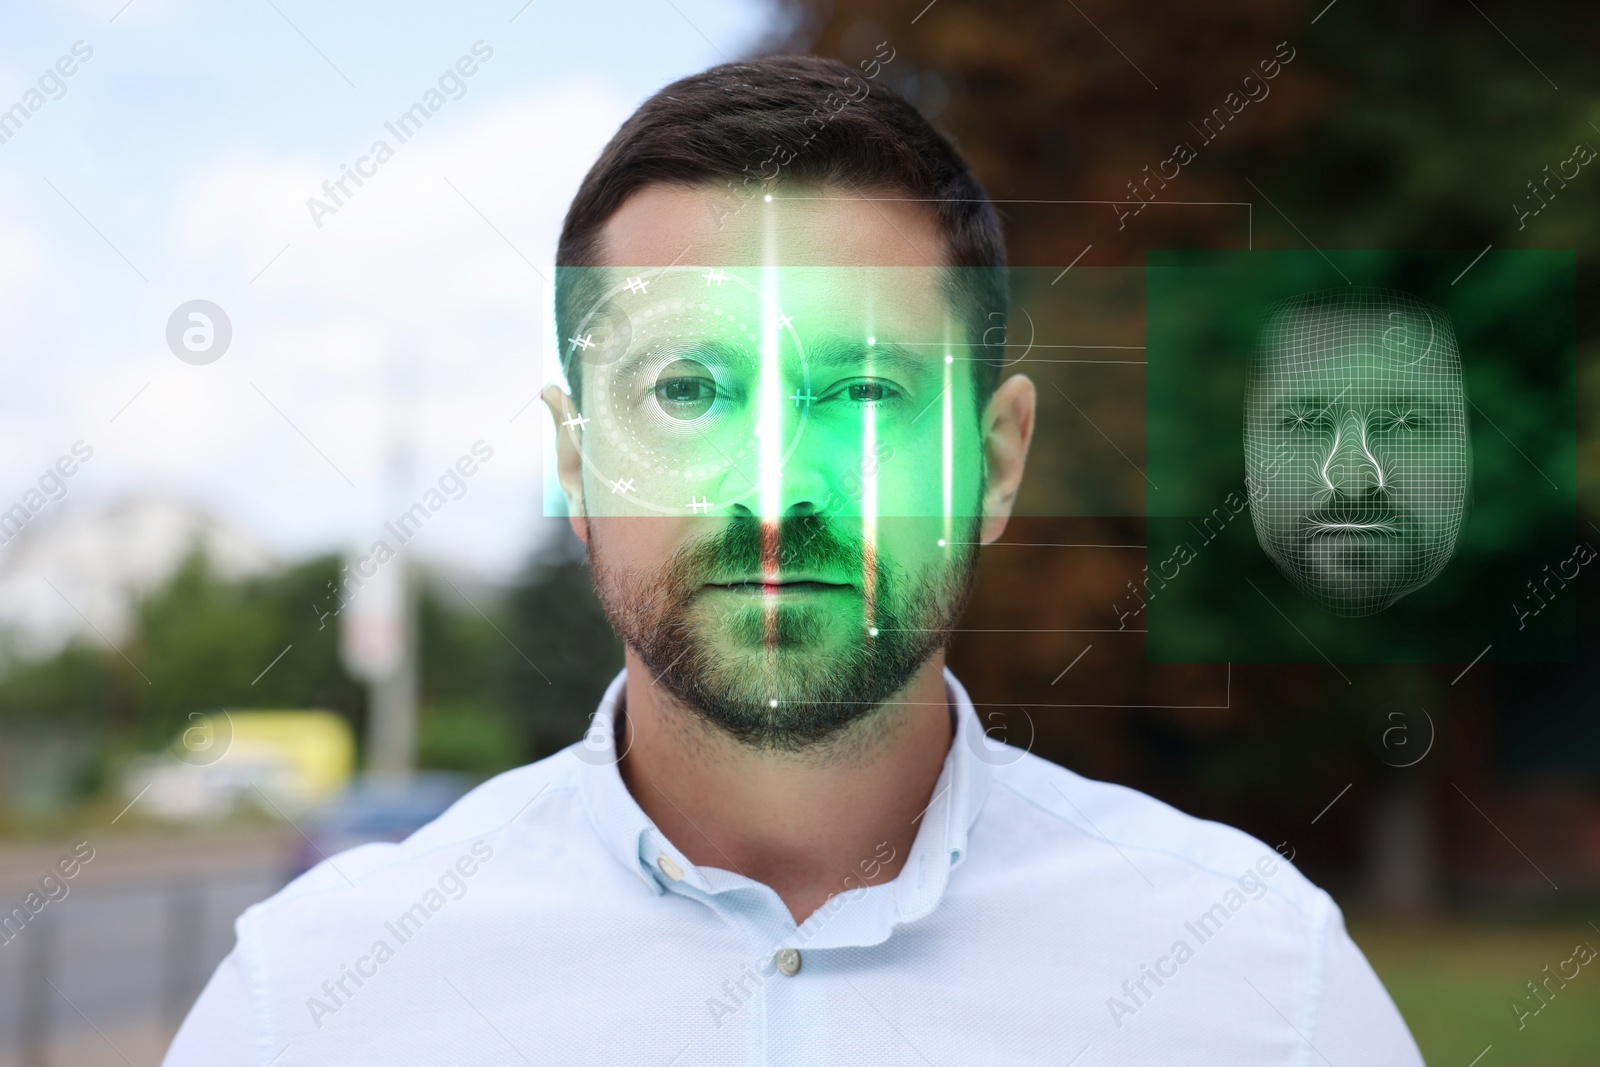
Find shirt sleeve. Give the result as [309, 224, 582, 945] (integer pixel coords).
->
[162, 946, 260, 1066]
[1309, 902, 1427, 1066]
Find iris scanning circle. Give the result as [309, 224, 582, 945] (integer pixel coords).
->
[568, 270, 819, 515]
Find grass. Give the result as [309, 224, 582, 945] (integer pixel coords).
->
[1348, 913, 1600, 1066]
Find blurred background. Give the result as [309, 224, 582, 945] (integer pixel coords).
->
[1, 0, 1597, 1063]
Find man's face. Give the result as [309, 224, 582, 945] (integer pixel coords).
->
[1243, 301, 1470, 616]
[546, 184, 1007, 752]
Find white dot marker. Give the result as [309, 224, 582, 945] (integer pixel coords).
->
[937, 538, 946, 547]
[945, 354, 954, 364]
[768, 699, 778, 707]
[868, 627, 879, 637]
[764, 194, 772, 202]
[867, 336, 876, 346]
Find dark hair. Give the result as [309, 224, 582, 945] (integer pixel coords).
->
[554, 53, 1008, 417]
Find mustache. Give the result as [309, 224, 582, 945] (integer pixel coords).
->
[674, 513, 870, 586]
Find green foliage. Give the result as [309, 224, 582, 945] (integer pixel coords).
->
[0, 638, 123, 725]
[417, 701, 525, 779]
[0, 547, 365, 816]
[132, 548, 364, 749]
[498, 543, 625, 762]
[414, 538, 624, 770]
[418, 578, 505, 709]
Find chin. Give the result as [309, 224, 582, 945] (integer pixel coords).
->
[1286, 564, 1429, 617]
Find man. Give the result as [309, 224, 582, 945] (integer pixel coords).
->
[1244, 287, 1471, 616]
[165, 55, 1425, 1065]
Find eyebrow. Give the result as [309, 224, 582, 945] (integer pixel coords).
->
[804, 337, 941, 383]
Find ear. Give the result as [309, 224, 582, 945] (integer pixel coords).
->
[541, 382, 590, 544]
[978, 373, 1036, 544]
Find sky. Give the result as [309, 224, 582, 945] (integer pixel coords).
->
[0, 0, 779, 585]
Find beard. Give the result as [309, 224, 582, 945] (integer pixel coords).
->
[587, 508, 984, 755]
[1255, 495, 1439, 616]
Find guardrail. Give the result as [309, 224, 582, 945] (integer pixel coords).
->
[0, 870, 286, 1067]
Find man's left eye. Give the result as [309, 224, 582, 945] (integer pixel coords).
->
[834, 380, 902, 405]
[1374, 410, 1425, 431]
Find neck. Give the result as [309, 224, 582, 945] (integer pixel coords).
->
[615, 647, 955, 927]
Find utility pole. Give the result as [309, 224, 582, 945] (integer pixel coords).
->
[349, 555, 417, 773]
[340, 347, 419, 773]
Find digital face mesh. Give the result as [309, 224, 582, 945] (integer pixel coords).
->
[1242, 287, 1471, 617]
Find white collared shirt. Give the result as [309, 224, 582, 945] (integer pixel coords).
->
[164, 666, 1424, 1065]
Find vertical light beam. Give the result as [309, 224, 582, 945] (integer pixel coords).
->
[942, 319, 953, 547]
[863, 334, 879, 631]
[759, 225, 783, 525]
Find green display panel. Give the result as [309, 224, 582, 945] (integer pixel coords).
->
[1144, 249, 1578, 664]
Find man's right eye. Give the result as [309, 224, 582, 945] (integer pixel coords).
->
[651, 374, 722, 421]
[655, 377, 716, 404]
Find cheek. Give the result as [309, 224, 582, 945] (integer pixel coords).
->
[1398, 475, 1465, 519]
[1390, 435, 1467, 478]
[593, 442, 753, 518]
[874, 516, 965, 582]
[873, 473, 945, 519]
[1255, 475, 1317, 527]
[591, 517, 690, 577]
[898, 426, 984, 516]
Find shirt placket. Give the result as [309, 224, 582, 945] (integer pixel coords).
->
[650, 844, 838, 1066]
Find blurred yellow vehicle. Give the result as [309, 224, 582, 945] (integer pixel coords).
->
[121, 709, 356, 821]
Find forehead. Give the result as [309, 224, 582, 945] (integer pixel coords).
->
[598, 182, 949, 268]
[1251, 305, 1461, 388]
[577, 184, 970, 399]
[584, 265, 946, 331]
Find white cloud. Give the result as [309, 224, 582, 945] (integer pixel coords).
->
[3, 77, 631, 587]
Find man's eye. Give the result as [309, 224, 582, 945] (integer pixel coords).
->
[651, 375, 721, 420]
[1372, 410, 1423, 432]
[1279, 411, 1321, 431]
[655, 377, 715, 403]
[648, 357, 724, 418]
[834, 380, 902, 405]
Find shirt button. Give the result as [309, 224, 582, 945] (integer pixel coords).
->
[656, 854, 684, 881]
[774, 948, 802, 976]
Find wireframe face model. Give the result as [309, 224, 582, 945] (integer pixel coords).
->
[1243, 288, 1471, 617]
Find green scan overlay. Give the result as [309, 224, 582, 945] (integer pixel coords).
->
[1144, 249, 1578, 664]
[542, 264, 1146, 522]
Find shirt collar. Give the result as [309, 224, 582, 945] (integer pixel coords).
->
[574, 664, 993, 934]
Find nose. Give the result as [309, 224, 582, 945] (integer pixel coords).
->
[720, 414, 846, 577]
[723, 470, 831, 523]
[1320, 410, 1386, 495]
[716, 392, 853, 521]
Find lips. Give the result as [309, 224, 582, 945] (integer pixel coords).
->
[1305, 519, 1398, 536]
[711, 574, 848, 586]
[1303, 508, 1401, 537]
[708, 577, 853, 592]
